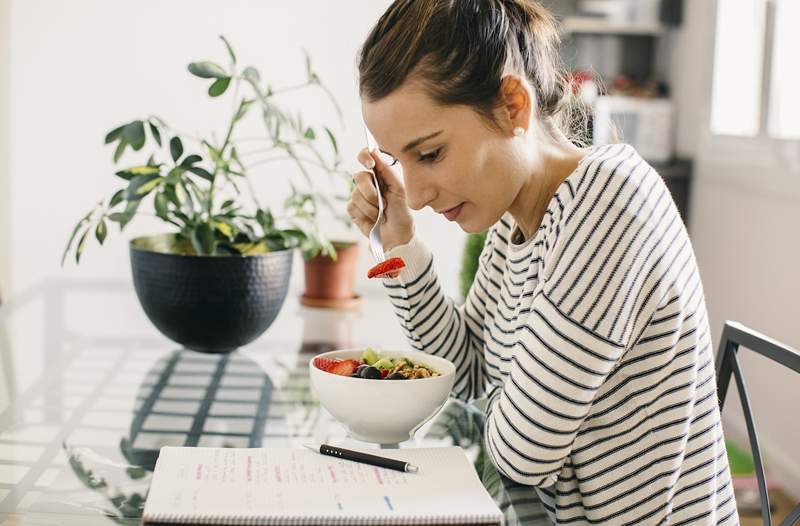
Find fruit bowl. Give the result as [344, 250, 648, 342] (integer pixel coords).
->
[309, 348, 456, 444]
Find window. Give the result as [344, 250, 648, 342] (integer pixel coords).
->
[710, 0, 800, 140]
[767, 0, 800, 140]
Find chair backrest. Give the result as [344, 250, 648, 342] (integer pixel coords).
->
[716, 321, 800, 526]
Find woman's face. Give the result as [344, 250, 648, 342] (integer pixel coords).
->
[362, 82, 526, 233]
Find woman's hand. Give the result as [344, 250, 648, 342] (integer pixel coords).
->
[347, 148, 415, 252]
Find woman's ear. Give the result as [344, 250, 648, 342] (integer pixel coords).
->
[499, 75, 533, 134]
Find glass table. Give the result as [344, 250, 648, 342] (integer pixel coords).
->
[0, 278, 549, 525]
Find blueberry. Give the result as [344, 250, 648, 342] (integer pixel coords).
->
[355, 364, 369, 375]
[386, 372, 406, 380]
[360, 366, 382, 379]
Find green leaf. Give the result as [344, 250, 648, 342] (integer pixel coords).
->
[180, 154, 202, 167]
[122, 121, 146, 151]
[213, 219, 235, 240]
[242, 67, 260, 84]
[165, 166, 185, 184]
[105, 125, 126, 145]
[95, 220, 107, 245]
[148, 122, 162, 147]
[187, 61, 227, 79]
[62, 214, 91, 266]
[125, 173, 163, 201]
[187, 166, 214, 182]
[113, 140, 127, 163]
[170, 137, 183, 162]
[303, 127, 315, 140]
[164, 185, 179, 207]
[233, 99, 254, 124]
[109, 189, 125, 207]
[219, 35, 236, 64]
[118, 199, 141, 230]
[191, 223, 216, 255]
[107, 212, 128, 223]
[302, 48, 314, 82]
[115, 165, 160, 181]
[75, 228, 90, 264]
[256, 209, 274, 230]
[281, 228, 308, 241]
[154, 192, 168, 218]
[208, 77, 231, 97]
[220, 199, 235, 211]
[324, 126, 339, 155]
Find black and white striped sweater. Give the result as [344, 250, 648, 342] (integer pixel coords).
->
[382, 143, 739, 525]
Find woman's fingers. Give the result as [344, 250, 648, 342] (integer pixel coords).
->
[357, 147, 376, 170]
[352, 170, 379, 204]
[358, 146, 404, 192]
[351, 189, 379, 223]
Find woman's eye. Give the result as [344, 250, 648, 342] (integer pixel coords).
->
[419, 148, 442, 163]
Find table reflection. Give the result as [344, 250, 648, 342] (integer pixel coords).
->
[0, 280, 549, 525]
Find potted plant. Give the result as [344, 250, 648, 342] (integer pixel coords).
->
[282, 184, 361, 310]
[62, 36, 353, 352]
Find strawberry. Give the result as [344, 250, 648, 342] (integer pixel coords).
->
[313, 357, 339, 372]
[367, 257, 406, 279]
[327, 359, 360, 377]
[380, 369, 389, 379]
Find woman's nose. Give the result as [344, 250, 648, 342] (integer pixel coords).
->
[403, 172, 436, 211]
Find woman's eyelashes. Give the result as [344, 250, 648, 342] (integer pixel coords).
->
[383, 147, 442, 166]
[418, 147, 442, 164]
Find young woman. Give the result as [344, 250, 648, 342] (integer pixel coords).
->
[347, 1, 738, 524]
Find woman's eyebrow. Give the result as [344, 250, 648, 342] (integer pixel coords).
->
[381, 130, 443, 158]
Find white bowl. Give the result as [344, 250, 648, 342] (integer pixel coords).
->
[309, 348, 456, 444]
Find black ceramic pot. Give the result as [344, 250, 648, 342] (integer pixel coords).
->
[130, 234, 293, 353]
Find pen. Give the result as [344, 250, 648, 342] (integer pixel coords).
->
[304, 443, 419, 473]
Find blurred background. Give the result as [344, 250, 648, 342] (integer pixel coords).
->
[0, 0, 799, 522]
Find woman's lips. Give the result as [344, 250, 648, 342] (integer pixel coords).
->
[442, 203, 464, 221]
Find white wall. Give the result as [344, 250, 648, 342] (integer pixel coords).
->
[0, 0, 10, 302]
[670, 0, 800, 497]
[7, 0, 465, 301]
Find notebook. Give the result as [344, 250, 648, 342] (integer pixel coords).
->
[142, 446, 504, 525]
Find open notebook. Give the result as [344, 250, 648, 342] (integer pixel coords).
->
[142, 446, 503, 525]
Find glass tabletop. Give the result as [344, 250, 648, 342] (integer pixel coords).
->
[0, 279, 549, 525]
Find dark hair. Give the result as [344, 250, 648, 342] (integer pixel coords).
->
[357, 0, 592, 146]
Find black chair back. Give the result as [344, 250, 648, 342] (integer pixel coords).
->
[716, 321, 800, 526]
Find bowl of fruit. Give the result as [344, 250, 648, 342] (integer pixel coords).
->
[309, 347, 456, 444]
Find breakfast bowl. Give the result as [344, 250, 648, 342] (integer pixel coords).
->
[309, 348, 456, 444]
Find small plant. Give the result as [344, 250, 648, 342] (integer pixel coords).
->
[63, 36, 351, 265]
[459, 231, 488, 301]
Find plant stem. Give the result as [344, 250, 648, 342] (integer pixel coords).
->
[246, 155, 328, 171]
[270, 81, 313, 95]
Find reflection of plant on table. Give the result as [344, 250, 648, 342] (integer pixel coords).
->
[63, 36, 351, 265]
[64, 441, 149, 523]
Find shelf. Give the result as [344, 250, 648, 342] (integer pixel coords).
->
[651, 158, 692, 180]
[562, 16, 666, 36]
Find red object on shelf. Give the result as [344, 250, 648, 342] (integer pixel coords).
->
[367, 257, 406, 279]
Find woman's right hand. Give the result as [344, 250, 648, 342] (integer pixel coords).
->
[347, 148, 415, 252]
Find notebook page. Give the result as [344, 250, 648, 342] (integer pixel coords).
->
[143, 446, 502, 523]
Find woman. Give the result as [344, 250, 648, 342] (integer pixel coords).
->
[347, 1, 737, 524]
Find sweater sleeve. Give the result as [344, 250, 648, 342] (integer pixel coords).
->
[483, 198, 668, 487]
[381, 232, 495, 402]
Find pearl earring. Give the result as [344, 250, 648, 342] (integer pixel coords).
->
[513, 127, 525, 137]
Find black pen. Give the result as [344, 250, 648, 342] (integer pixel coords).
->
[304, 443, 419, 473]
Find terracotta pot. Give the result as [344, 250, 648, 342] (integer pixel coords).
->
[302, 242, 360, 305]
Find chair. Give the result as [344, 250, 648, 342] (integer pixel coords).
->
[716, 321, 800, 526]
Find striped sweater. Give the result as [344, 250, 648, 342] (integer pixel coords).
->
[382, 143, 739, 525]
